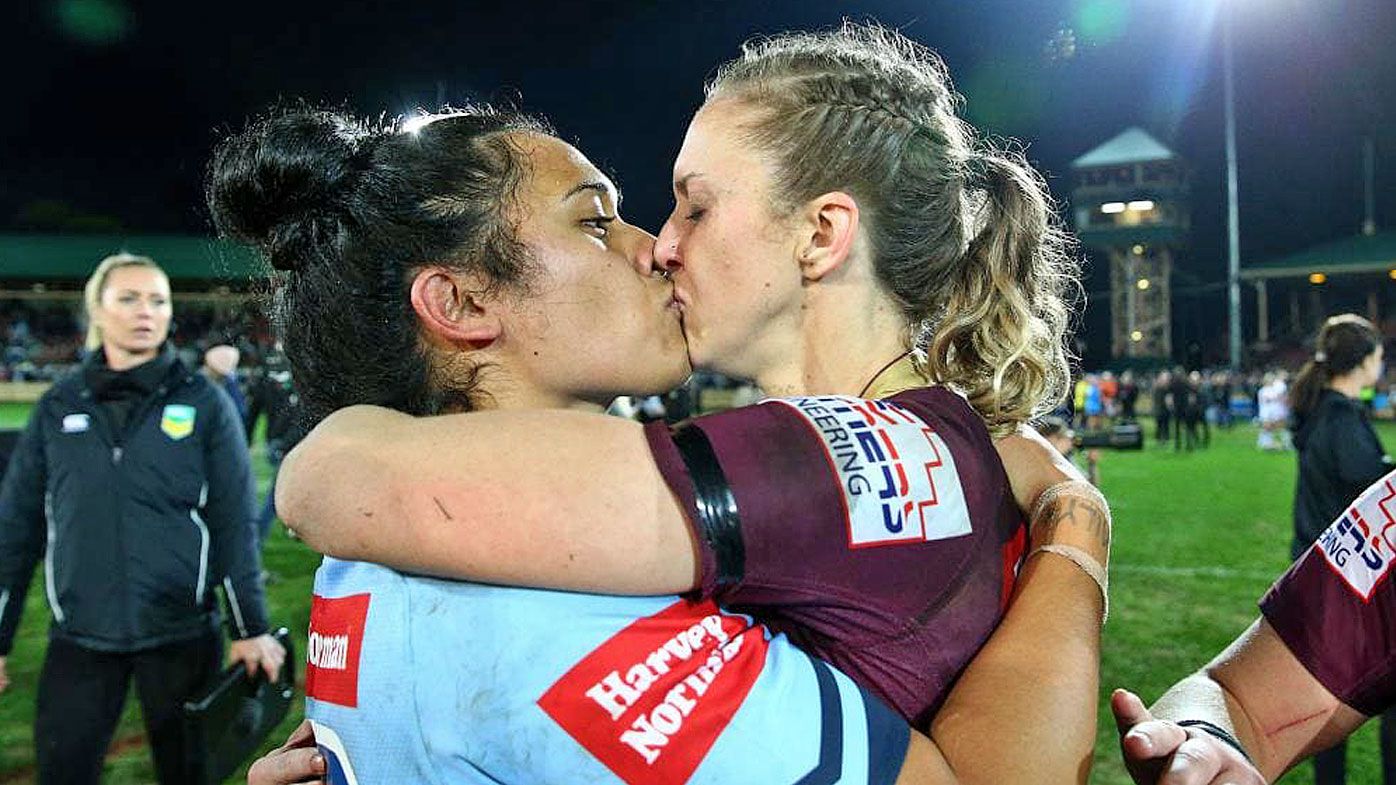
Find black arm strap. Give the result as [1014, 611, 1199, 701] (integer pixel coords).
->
[670, 423, 745, 588]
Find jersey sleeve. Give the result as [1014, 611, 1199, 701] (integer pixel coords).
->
[643, 392, 1001, 638]
[1259, 469, 1396, 716]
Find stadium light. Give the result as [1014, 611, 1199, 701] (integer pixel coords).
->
[1101, 202, 1127, 214]
[1127, 200, 1155, 212]
[1137, 278, 1151, 291]
[1389, 269, 1396, 280]
[1130, 330, 1144, 342]
[1308, 273, 1326, 285]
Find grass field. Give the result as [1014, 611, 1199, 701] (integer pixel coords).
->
[0, 400, 1387, 783]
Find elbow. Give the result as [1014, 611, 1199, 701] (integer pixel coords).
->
[277, 406, 400, 558]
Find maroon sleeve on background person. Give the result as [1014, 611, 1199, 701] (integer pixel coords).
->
[642, 389, 1025, 726]
[1260, 471, 1396, 717]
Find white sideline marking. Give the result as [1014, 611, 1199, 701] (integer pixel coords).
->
[1112, 563, 1279, 582]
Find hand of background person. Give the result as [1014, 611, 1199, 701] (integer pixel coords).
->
[0, 656, 8, 694]
[229, 633, 286, 682]
[1113, 689, 1266, 785]
[247, 720, 324, 785]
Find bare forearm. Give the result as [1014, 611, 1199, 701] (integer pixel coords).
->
[1148, 621, 1366, 781]
[278, 405, 699, 593]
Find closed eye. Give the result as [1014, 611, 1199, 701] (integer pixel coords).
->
[582, 216, 616, 237]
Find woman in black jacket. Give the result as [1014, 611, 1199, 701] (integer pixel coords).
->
[1288, 313, 1393, 784]
[0, 253, 284, 784]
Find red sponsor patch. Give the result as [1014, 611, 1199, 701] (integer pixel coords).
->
[305, 593, 370, 708]
[537, 599, 767, 785]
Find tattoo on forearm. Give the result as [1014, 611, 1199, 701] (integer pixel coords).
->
[1035, 495, 1111, 550]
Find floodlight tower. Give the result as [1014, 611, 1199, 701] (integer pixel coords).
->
[1071, 128, 1190, 359]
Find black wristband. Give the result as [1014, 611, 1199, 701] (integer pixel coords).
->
[1176, 719, 1255, 765]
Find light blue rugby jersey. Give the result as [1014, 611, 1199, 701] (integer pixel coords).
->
[305, 557, 908, 785]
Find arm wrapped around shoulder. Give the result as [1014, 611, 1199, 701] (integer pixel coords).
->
[1026, 480, 1111, 624]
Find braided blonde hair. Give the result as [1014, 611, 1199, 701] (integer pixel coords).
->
[708, 23, 1079, 434]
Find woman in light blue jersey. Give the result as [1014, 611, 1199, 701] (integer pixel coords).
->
[223, 29, 1107, 783]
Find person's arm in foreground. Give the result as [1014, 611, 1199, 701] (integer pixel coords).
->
[1113, 619, 1365, 785]
[1113, 468, 1396, 785]
[279, 406, 1099, 595]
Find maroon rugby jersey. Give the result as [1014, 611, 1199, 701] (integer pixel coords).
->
[1260, 469, 1396, 716]
[644, 382, 1026, 730]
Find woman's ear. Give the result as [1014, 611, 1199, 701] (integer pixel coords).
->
[409, 268, 502, 349]
[797, 191, 860, 282]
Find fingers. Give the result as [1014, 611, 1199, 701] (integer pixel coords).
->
[1125, 720, 1190, 763]
[1112, 689, 1153, 734]
[1113, 690, 1189, 768]
[262, 639, 287, 682]
[1158, 737, 1227, 785]
[1158, 734, 1267, 785]
[247, 746, 326, 785]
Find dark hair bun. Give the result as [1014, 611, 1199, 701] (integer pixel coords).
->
[207, 109, 375, 271]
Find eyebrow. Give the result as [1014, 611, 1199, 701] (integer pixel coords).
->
[562, 180, 622, 207]
[674, 172, 705, 196]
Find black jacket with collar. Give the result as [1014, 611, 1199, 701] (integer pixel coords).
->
[1292, 388, 1394, 556]
[0, 346, 268, 654]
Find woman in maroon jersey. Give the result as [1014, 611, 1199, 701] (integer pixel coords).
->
[256, 23, 1108, 784]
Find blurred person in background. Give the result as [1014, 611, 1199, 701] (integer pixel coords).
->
[1037, 415, 1099, 486]
[1166, 366, 1195, 452]
[1083, 373, 1104, 429]
[200, 343, 248, 426]
[1119, 369, 1139, 423]
[0, 253, 283, 785]
[1214, 370, 1235, 429]
[1153, 370, 1172, 445]
[1189, 370, 1211, 449]
[1258, 371, 1292, 451]
[1284, 313, 1393, 782]
[244, 349, 305, 545]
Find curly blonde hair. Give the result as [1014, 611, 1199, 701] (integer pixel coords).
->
[708, 23, 1079, 434]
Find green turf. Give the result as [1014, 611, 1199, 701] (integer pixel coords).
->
[0, 405, 1389, 783]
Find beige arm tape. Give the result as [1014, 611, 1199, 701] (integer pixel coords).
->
[1028, 544, 1108, 623]
[1027, 480, 1111, 624]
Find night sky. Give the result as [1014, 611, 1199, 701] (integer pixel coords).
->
[3, 0, 1394, 364]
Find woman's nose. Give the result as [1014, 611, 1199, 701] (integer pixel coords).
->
[654, 219, 681, 273]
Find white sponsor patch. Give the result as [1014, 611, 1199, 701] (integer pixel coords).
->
[1317, 474, 1396, 602]
[61, 413, 90, 433]
[772, 395, 971, 549]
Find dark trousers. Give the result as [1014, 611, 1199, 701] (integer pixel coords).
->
[1312, 707, 1396, 784]
[36, 631, 221, 785]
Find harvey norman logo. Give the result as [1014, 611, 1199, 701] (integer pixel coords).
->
[308, 631, 350, 671]
[1318, 475, 1396, 602]
[538, 599, 767, 785]
[305, 593, 370, 708]
[773, 395, 970, 548]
